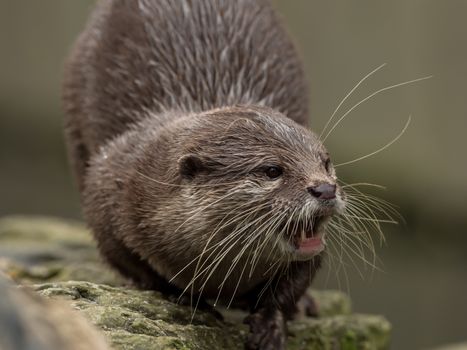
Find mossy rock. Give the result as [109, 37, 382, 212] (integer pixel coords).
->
[0, 216, 123, 286]
[0, 216, 391, 349]
[33, 280, 390, 350]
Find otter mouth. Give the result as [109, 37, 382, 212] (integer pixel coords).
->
[282, 215, 329, 257]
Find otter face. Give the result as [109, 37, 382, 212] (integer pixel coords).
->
[265, 151, 346, 262]
[176, 107, 346, 264]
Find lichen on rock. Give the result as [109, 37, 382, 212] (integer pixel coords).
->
[0, 216, 391, 349]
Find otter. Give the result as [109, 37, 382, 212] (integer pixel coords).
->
[62, 1, 346, 349]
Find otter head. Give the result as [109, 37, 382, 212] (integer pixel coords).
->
[174, 106, 346, 264]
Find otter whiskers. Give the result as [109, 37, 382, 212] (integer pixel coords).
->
[169, 199, 269, 285]
[173, 198, 273, 313]
[221, 211, 288, 308]
[320, 63, 388, 140]
[334, 116, 412, 168]
[194, 205, 283, 314]
[321, 74, 432, 142]
[255, 208, 302, 307]
[314, 64, 431, 289]
[186, 205, 270, 316]
[321, 182, 400, 289]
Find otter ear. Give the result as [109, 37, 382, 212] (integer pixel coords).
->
[178, 154, 205, 179]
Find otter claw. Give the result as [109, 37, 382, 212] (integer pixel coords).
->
[298, 293, 319, 318]
[244, 309, 286, 350]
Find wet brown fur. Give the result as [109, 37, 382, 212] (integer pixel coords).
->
[63, 1, 341, 349]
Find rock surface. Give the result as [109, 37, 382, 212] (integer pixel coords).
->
[0, 216, 391, 349]
[0, 275, 110, 350]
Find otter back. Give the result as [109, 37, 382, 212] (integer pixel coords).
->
[63, 0, 309, 188]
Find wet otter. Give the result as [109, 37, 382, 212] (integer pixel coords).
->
[63, 1, 346, 349]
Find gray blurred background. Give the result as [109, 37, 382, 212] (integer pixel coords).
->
[1, 1, 466, 349]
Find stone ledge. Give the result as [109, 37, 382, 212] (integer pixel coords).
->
[34, 280, 390, 350]
[0, 216, 391, 349]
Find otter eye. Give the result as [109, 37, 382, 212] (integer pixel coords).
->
[265, 166, 283, 179]
[324, 158, 331, 173]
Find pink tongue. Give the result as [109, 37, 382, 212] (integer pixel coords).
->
[298, 237, 322, 253]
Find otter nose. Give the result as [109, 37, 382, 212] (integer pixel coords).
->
[308, 183, 336, 200]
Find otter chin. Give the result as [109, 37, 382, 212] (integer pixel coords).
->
[286, 217, 330, 259]
[279, 206, 342, 261]
[63, 1, 348, 349]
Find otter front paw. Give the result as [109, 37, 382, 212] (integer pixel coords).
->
[297, 293, 319, 318]
[244, 308, 286, 350]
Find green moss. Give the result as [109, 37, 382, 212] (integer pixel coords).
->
[287, 314, 390, 350]
[340, 330, 358, 350]
[310, 289, 352, 317]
